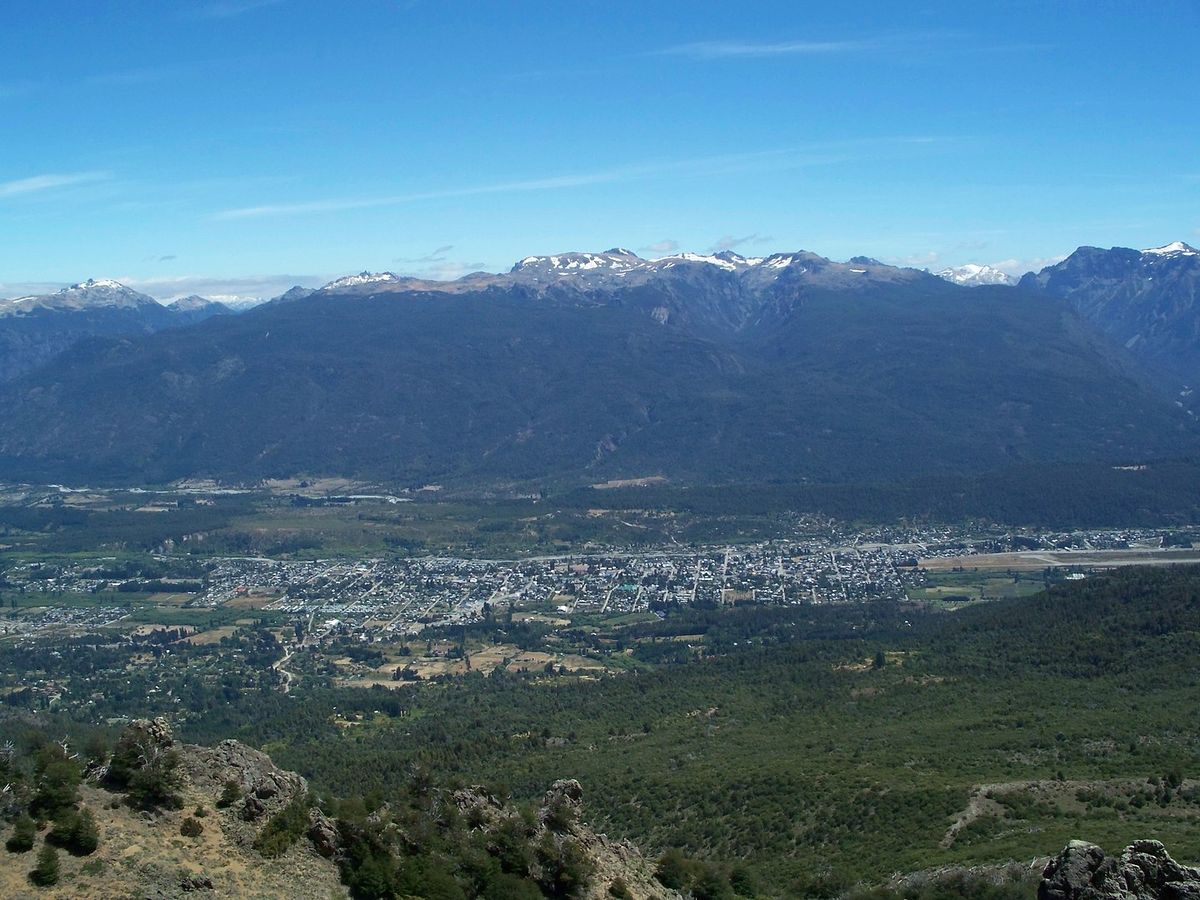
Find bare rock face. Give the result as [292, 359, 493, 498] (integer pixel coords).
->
[182, 738, 307, 804]
[307, 807, 340, 859]
[1040, 840, 1200, 899]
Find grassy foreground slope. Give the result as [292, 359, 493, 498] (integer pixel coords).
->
[182, 567, 1200, 895]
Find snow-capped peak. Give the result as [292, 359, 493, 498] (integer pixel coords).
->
[1, 277, 158, 316]
[322, 271, 403, 289]
[937, 263, 1018, 287]
[63, 277, 126, 292]
[1142, 241, 1198, 257]
[512, 250, 643, 274]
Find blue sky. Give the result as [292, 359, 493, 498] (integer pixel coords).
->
[2, 0, 1198, 300]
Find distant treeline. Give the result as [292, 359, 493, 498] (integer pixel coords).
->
[556, 458, 1200, 527]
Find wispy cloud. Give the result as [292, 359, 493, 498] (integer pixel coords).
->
[394, 245, 454, 264]
[85, 66, 182, 88]
[401, 259, 489, 282]
[656, 32, 1034, 61]
[0, 171, 111, 199]
[640, 239, 679, 254]
[990, 255, 1065, 276]
[659, 38, 883, 59]
[710, 234, 772, 253]
[213, 140, 942, 221]
[0, 281, 64, 300]
[213, 168, 668, 220]
[0, 80, 36, 100]
[886, 251, 942, 268]
[191, 0, 284, 20]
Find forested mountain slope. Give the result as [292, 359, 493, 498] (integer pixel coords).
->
[0, 270, 1190, 487]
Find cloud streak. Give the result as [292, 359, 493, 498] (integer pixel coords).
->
[640, 239, 679, 254]
[0, 171, 111, 199]
[191, 0, 284, 19]
[710, 234, 772, 253]
[394, 245, 455, 264]
[659, 38, 884, 59]
[213, 140, 942, 221]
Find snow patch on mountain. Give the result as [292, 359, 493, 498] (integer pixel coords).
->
[1143, 241, 1198, 257]
[322, 272, 404, 289]
[937, 264, 1018, 287]
[512, 250, 642, 275]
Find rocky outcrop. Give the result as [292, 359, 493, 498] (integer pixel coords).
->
[307, 808, 340, 859]
[1040, 840, 1200, 899]
[182, 738, 307, 832]
[451, 778, 678, 900]
[0, 720, 347, 899]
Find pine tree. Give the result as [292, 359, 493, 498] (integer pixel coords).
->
[6, 813, 36, 853]
[29, 843, 60, 887]
[69, 808, 100, 855]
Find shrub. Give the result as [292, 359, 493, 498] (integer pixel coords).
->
[253, 794, 311, 858]
[180, 817, 204, 838]
[217, 780, 242, 809]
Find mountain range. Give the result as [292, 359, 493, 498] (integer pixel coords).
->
[0, 280, 231, 382]
[1019, 241, 1200, 406]
[0, 242, 1196, 489]
[937, 263, 1018, 287]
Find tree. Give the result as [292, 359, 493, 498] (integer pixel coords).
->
[49, 807, 100, 856]
[6, 813, 36, 853]
[729, 864, 758, 897]
[125, 747, 184, 810]
[537, 834, 593, 898]
[655, 849, 694, 890]
[30, 746, 81, 820]
[29, 844, 60, 887]
[70, 808, 100, 856]
[873, 650, 886, 669]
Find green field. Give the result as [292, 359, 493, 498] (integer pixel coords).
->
[906, 570, 1048, 605]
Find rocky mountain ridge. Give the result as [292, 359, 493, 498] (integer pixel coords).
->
[0, 718, 673, 900]
[0, 718, 345, 900]
[1018, 241, 1200, 400]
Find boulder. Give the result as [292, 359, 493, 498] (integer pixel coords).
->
[240, 795, 266, 822]
[307, 808, 340, 859]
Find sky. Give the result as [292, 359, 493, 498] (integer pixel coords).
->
[1, 0, 1198, 301]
